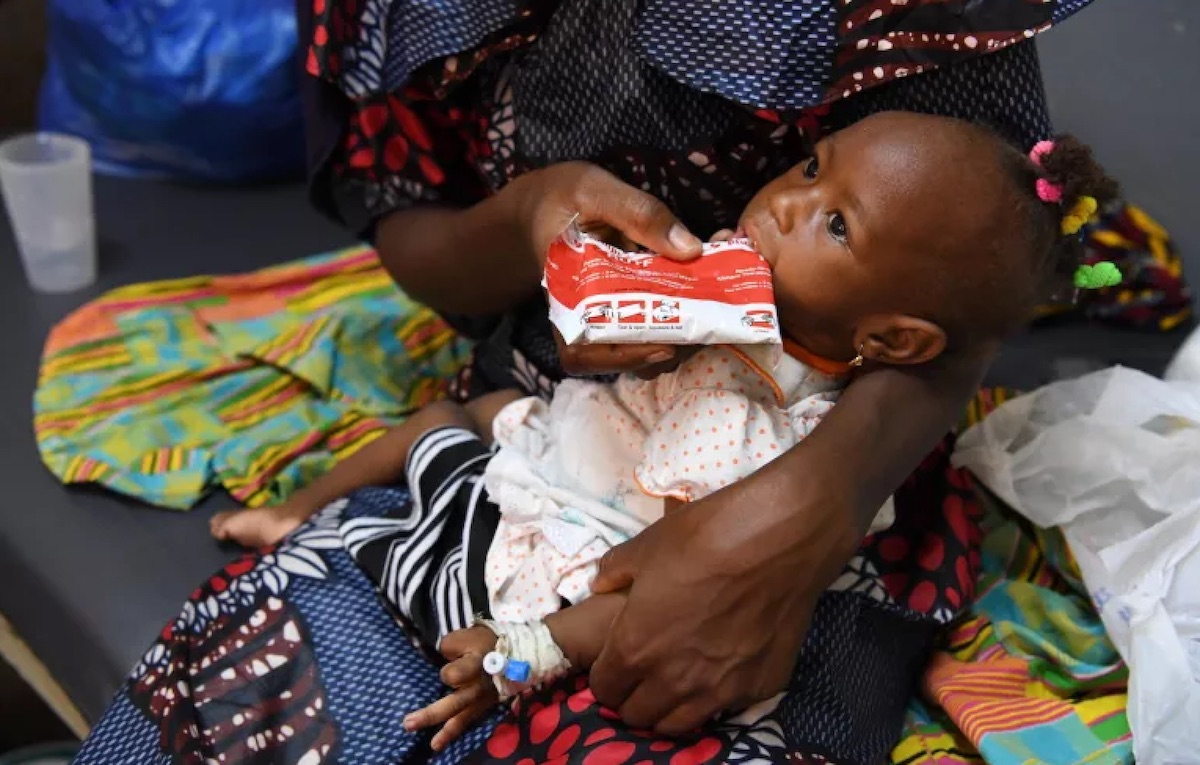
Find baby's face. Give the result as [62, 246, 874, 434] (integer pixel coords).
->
[738, 112, 1004, 358]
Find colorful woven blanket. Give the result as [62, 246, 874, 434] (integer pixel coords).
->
[893, 390, 1131, 765]
[34, 248, 469, 509]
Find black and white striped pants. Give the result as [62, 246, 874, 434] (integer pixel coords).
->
[341, 426, 500, 649]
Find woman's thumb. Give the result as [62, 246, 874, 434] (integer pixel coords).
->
[584, 171, 701, 261]
[590, 539, 642, 593]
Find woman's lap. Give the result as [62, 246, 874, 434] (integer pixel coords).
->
[75, 494, 500, 765]
[73, 437, 977, 765]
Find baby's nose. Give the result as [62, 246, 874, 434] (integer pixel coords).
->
[766, 183, 813, 236]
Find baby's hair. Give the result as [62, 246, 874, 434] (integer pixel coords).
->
[993, 133, 1120, 300]
[907, 121, 1121, 352]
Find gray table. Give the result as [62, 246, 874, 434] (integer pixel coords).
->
[0, 173, 1189, 730]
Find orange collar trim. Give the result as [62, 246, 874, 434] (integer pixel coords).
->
[782, 338, 855, 377]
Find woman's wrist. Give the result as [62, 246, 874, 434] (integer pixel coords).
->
[374, 194, 541, 316]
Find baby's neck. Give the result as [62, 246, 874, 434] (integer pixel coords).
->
[780, 319, 857, 367]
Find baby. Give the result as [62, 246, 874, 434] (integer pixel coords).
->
[211, 112, 1118, 749]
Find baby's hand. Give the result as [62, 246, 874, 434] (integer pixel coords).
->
[403, 626, 500, 751]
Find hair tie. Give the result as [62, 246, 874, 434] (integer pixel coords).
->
[1029, 141, 1065, 203]
[1074, 261, 1121, 290]
[1035, 178, 1063, 203]
[1029, 140, 1055, 166]
[1061, 195, 1098, 235]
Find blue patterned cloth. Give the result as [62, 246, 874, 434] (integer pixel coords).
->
[349, 0, 1098, 109]
[75, 489, 502, 765]
[71, 481, 944, 765]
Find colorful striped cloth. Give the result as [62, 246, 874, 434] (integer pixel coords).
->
[893, 389, 1131, 765]
[34, 248, 470, 510]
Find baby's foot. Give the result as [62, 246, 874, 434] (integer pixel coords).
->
[209, 504, 309, 548]
[404, 626, 500, 751]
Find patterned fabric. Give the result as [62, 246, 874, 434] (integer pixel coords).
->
[340, 420, 929, 761]
[74, 494, 503, 765]
[73, 437, 977, 765]
[308, 0, 1097, 110]
[312, 8, 1062, 236]
[892, 390, 1133, 765]
[34, 249, 469, 509]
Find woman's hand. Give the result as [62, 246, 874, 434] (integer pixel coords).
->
[588, 449, 860, 734]
[511, 162, 703, 265]
[512, 163, 706, 376]
[374, 161, 702, 331]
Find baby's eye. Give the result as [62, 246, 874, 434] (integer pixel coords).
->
[826, 212, 848, 244]
[801, 157, 819, 180]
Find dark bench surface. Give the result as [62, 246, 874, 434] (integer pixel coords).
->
[0, 177, 352, 720]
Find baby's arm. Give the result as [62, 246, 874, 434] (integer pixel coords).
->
[211, 391, 522, 547]
[404, 593, 627, 750]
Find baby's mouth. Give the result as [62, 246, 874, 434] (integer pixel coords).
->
[737, 220, 777, 266]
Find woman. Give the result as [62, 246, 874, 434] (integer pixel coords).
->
[75, 2, 1111, 764]
[303, 0, 1062, 734]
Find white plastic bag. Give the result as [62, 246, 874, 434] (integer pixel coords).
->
[953, 366, 1200, 765]
[1165, 324, 1200, 384]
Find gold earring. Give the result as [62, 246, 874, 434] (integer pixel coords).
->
[849, 345, 865, 368]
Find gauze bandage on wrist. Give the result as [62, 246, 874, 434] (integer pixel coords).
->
[476, 618, 572, 701]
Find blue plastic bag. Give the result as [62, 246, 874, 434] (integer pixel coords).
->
[39, 0, 305, 182]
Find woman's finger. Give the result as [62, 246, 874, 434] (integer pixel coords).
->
[633, 345, 700, 380]
[559, 343, 677, 376]
[617, 679, 690, 732]
[590, 536, 644, 594]
[553, 322, 678, 375]
[652, 695, 731, 737]
[574, 166, 701, 261]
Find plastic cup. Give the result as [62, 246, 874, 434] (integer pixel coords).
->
[0, 133, 97, 293]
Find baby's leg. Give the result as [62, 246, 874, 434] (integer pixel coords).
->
[211, 390, 522, 547]
[404, 593, 626, 750]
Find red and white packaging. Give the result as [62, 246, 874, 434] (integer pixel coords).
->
[544, 224, 782, 355]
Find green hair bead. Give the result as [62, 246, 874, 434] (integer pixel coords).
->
[1073, 262, 1122, 290]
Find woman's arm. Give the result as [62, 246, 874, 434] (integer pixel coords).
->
[373, 200, 534, 317]
[802, 349, 990, 533]
[589, 347, 990, 733]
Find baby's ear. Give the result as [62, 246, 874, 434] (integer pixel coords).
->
[853, 314, 946, 366]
